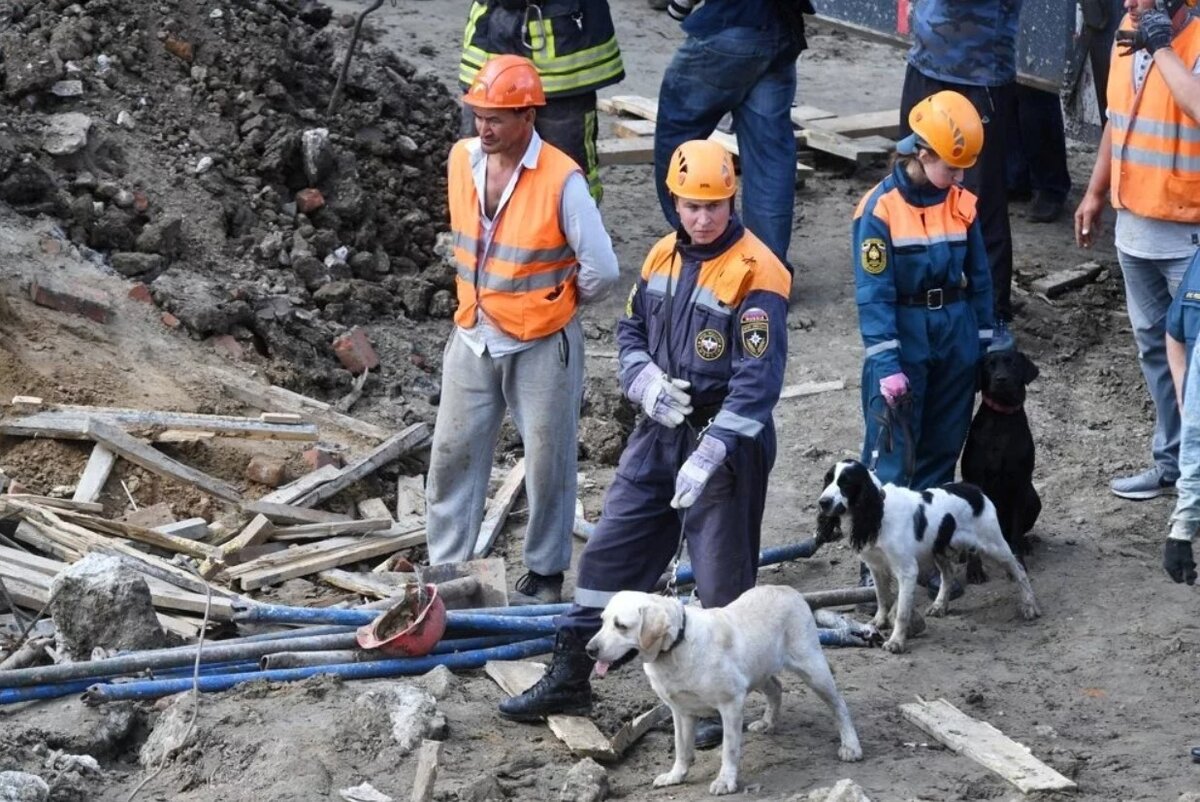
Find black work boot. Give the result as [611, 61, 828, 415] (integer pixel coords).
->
[498, 630, 593, 721]
[695, 716, 724, 750]
[511, 570, 564, 605]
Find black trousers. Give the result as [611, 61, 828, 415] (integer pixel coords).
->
[900, 66, 1016, 322]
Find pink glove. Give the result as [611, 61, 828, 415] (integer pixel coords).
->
[879, 372, 909, 407]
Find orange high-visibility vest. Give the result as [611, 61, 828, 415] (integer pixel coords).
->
[448, 139, 580, 342]
[1108, 14, 1200, 222]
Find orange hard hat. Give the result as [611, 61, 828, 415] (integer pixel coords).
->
[463, 55, 546, 109]
[899, 90, 984, 169]
[665, 140, 737, 201]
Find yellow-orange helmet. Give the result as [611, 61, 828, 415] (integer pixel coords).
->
[899, 90, 984, 169]
[463, 55, 546, 109]
[665, 140, 737, 201]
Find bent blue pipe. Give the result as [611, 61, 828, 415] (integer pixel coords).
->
[82, 637, 556, 705]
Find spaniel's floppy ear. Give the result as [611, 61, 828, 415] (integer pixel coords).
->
[637, 601, 672, 662]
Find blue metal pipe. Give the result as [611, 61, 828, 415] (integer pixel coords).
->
[675, 539, 819, 586]
[82, 637, 556, 705]
[232, 605, 560, 633]
[0, 660, 263, 706]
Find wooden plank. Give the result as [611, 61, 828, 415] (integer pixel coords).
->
[218, 514, 275, 560]
[395, 475, 425, 529]
[1030, 262, 1103, 298]
[242, 501, 352, 525]
[293, 423, 431, 508]
[5, 494, 103, 514]
[797, 127, 889, 165]
[411, 739, 443, 802]
[87, 420, 243, 503]
[609, 704, 671, 757]
[52, 508, 217, 561]
[217, 372, 391, 443]
[779, 379, 846, 400]
[259, 464, 342, 505]
[2, 405, 319, 442]
[259, 412, 304, 424]
[790, 105, 838, 126]
[596, 138, 653, 166]
[485, 660, 617, 761]
[900, 698, 1077, 793]
[271, 517, 395, 541]
[12, 520, 83, 562]
[612, 118, 656, 138]
[808, 109, 902, 139]
[11, 395, 43, 410]
[357, 498, 393, 521]
[72, 444, 117, 503]
[235, 534, 421, 590]
[319, 567, 413, 598]
[608, 94, 659, 121]
[225, 536, 363, 578]
[473, 458, 526, 558]
[153, 518, 210, 540]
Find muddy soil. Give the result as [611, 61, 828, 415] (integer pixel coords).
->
[1, 2, 1198, 801]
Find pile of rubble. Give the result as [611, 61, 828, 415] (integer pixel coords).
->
[0, 0, 460, 388]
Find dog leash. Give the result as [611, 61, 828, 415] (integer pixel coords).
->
[868, 394, 915, 480]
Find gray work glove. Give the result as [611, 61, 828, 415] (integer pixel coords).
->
[627, 362, 693, 428]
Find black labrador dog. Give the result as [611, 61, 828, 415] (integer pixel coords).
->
[961, 348, 1041, 579]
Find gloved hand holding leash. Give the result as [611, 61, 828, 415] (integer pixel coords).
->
[627, 363, 693, 427]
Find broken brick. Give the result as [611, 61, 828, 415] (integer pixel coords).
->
[132, 191, 150, 214]
[303, 446, 343, 471]
[160, 312, 181, 329]
[209, 334, 243, 360]
[31, 276, 113, 323]
[295, 188, 325, 215]
[332, 326, 379, 373]
[164, 36, 194, 63]
[6, 481, 27, 496]
[128, 283, 154, 304]
[245, 455, 287, 487]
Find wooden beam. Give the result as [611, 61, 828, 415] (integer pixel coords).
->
[27, 505, 217, 561]
[612, 118, 655, 138]
[900, 698, 1077, 793]
[217, 372, 391, 443]
[1030, 262, 1103, 298]
[319, 568, 413, 598]
[233, 533, 423, 590]
[2, 405, 318, 442]
[72, 444, 117, 503]
[797, 127, 890, 165]
[217, 514, 275, 560]
[790, 105, 838, 126]
[259, 464, 341, 505]
[86, 419, 242, 503]
[5, 495, 103, 514]
[596, 138, 653, 166]
[473, 458, 526, 558]
[807, 109, 902, 139]
[411, 740, 443, 802]
[242, 501, 351, 525]
[271, 517, 395, 541]
[292, 423, 431, 508]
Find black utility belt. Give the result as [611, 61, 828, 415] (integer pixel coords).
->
[896, 286, 967, 310]
[686, 402, 723, 429]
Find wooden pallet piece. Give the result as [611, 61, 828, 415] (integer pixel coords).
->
[2, 405, 318, 442]
[596, 138, 654, 166]
[271, 517, 395, 541]
[473, 458, 527, 558]
[900, 698, 1077, 793]
[242, 501, 352, 525]
[72, 444, 117, 504]
[292, 423, 431, 509]
[806, 109, 901, 139]
[233, 533, 423, 591]
[87, 419, 242, 503]
[485, 660, 617, 761]
[217, 372, 391, 443]
[797, 128, 890, 165]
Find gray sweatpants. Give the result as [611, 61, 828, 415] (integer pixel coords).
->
[425, 320, 584, 575]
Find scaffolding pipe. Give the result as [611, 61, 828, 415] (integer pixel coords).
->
[260, 633, 532, 670]
[231, 605, 560, 633]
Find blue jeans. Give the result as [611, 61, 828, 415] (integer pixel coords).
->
[1172, 337, 1200, 537]
[1118, 249, 1191, 480]
[654, 27, 801, 266]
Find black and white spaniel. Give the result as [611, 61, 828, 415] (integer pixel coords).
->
[817, 459, 1040, 653]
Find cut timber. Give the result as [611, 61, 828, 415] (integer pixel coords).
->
[218, 514, 275, 560]
[607, 94, 658, 120]
[612, 118, 655, 138]
[259, 412, 304, 424]
[790, 105, 837, 126]
[218, 372, 391, 443]
[154, 518, 209, 540]
[797, 128, 889, 165]
[319, 568, 412, 598]
[1030, 262, 1103, 298]
[411, 739, 443, 802]
[5, 495, 103, 514]
[779, 379, 846, 400]
[271, 517, 395, 541]
[485, 660, 616, 761]
[86, 420, 243, 503]
[31, 506, 217, 561]
[899, 697, 1077, 793]
[2, 404, 318, 442]
[259, 464, 341, 505]
[807, 109, 902, 139]
[596, 138, 653, 166]
[233, 532, 423, 590]
[473, 458, 526, 558]
[242, 501, 351, 525]
[10, 395, 43, 411]
[72, 444, 116, 504]
[609, 704, 671, 757]
[292, 423, 432, 509]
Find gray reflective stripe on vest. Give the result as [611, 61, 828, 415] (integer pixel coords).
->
[891, 232, 968, 248]
[1115, 144, 1200, 172]
[574, 586, 619, 609]
[453, 231, 480, 258]
[646, 272, 673, 295]
[620, 348, 652, 372]
[978, 328, 993, 339]
[689, 285, 731, 316]
[864, 339, 899, 357]
[490, 241, 575, 265]
[468, 262, 578, 293]
[1110, 111, 1200, 143]
[711, 409, 762, 438]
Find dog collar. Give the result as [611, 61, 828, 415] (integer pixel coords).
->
[981, 394, 1022, 415]
[660, 604, 687, 654]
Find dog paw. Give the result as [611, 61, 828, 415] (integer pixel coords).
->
[653, 771, 686, 788]
[870, 612, 889, 631]
[748, 719, 774, 734]
[925, 601, 948, 618]
[838, 743, 864, 762]
[1019, 600, 1041, 620]
[709, 776, 739, 795]
[882, 637, 907, 654]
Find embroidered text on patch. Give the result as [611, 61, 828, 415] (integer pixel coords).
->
[695, 328, 726, 361]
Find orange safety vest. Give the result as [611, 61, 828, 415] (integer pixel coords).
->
[1108, 14, 1200, 222]
[448, 139, 580, 342]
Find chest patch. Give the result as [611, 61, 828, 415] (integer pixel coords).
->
[860, 237, 887, 274]
[740, 307, 769, 358]
[695, 328, 726, 361]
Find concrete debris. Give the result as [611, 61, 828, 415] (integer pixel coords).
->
[418, 664, 457, 700]
[796, 779, 873, 802]
[559, 759, 609, 802]
[139, 696, 198, 768]
[50, 552, 168, 661]
[339, 782, 393, 802]
[41, 112, 92, 155]
[340, 685, 446, 757]
[0, 772, 50, 802]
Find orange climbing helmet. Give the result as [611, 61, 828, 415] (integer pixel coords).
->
[463, 55, 546, 109]
[665, 140, 737, 201]
[897, 90, 984, 170]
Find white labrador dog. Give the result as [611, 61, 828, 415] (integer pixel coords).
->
[587, 586, 862, 795]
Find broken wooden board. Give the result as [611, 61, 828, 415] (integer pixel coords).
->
[395, 475, 425, 527]
[72, 444, 116, 504]
[485, 660, 617, 762]
[357, 498, 393, 522]
[87, 420, 242, 503]
[242, 501, 352, 525]
[2, 405, 318, 442]
[596, 137, 653, 166]
[790, 105, 838, 126]
[609, 704, 671, 757]
[154, 518, 210, 540]
[807, 109, 902, 139]
[217, 513, 275, 561]
[271, 517, 395, 541]
[30, 505, 217, 561]
[230, 531, 425, 590]
[612, 118, 656, 138]
[318, 567, 413, 598]
[797, 127, 890, 165]
[1030, 262, 1103, 298]
[292, 423, 431, 509]
[779, 379, 846, 400]
[5, 495, 103, 514]
[217, 372, 391, 443]
[259, 464, 342, 506]
[473, 458, 526, 559]
[899, 697, 1077, 794]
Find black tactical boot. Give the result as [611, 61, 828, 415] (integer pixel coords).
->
[498, 630, 593, 721]
[510, 571, 564, 605]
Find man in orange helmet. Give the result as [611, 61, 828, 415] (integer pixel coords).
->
[1076, 0, 1200, 502]
[498, 140, 791, 746]
[426, 56, 619, 604]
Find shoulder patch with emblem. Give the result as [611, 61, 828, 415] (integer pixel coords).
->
[860, 238, 887, 275]
[625, 283, 638, 317]
[740, 308, 769, 358]
[695, 328, 726, 361]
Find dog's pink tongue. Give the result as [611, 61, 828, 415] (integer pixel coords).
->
[593, 661, 610, 678]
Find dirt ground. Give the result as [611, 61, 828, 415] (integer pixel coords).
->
[1, 2, 1199, 801]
